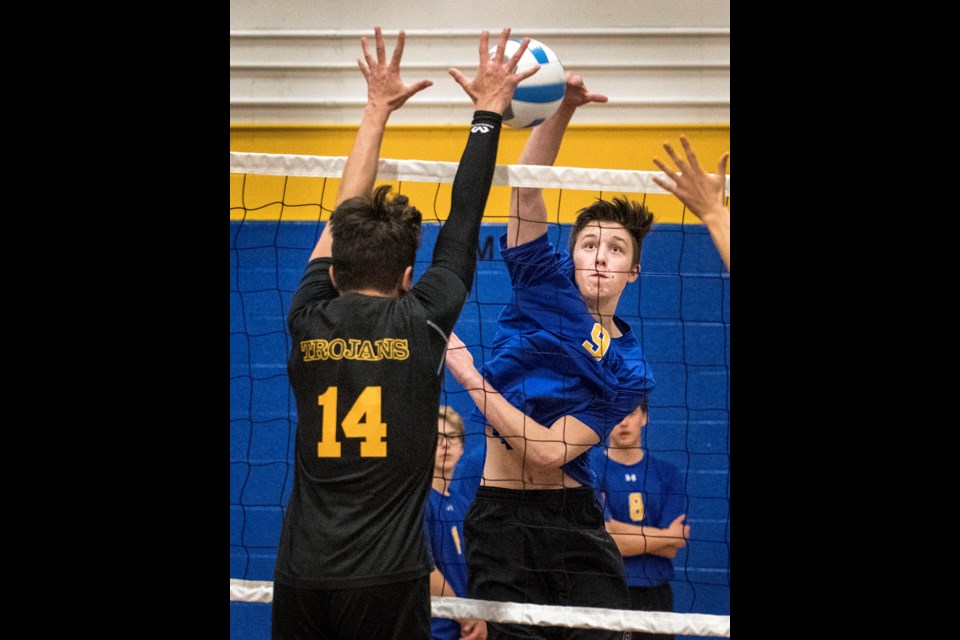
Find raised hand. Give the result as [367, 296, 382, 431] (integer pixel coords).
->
[330, 27, 433, 212]
[357, 26, 433, 114]
[561, 72, 609, 110]
[652, 135, 729, 222]
[449, 28, 542, 115]
[653, 135, 730, 270]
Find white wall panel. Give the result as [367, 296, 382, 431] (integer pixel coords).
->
[230, 2, 729, 125]
[230, 0, 730, 30]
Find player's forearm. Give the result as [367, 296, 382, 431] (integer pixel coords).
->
[606, 519, 683, 558]
[699, 205, 730, 271]
[463, 379, 568, 470]
[431, 111, 503, 288]
[308, 104, 392, 262]
[429, 568, 457, 597]
[518, 101, 576, 167]
[507, 103, 577, 246]
[337, 104, 392, 206]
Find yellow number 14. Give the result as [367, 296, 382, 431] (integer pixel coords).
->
[316, 386, 387, 458]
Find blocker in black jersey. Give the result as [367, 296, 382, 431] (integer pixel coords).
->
[279, 247, 482, 590]
[271, 26, 540, 640]
[277, 111, 499, 585]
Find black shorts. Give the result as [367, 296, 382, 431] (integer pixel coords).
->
[464, 486, 631, 640]
[271, 576, 430, 640]
[628, 584, 674, 640]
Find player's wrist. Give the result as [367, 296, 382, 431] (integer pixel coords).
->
[362, 101, 392, 123]
[463, 374, 485, 390]
[695, 205, 728, 225]
[471, 109, 504, 125]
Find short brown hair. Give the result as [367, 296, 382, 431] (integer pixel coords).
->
[330, 185, 422, 293]
[568, 196, 654, 267]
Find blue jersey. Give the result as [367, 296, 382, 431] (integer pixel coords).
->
[589, 448, 685, 587]
[424, 486, 471, 640]
[473, 233, 655, 487]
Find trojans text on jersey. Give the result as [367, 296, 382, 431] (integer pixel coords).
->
[300, 338, 410, 362]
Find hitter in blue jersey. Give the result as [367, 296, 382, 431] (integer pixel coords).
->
[589, 400, 689, 640]
[475, 230, 655, 488]
[444, 73, 656, 640]
[423, 406, 486, 640]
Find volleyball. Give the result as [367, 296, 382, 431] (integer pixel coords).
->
[492, 38, 566, 128]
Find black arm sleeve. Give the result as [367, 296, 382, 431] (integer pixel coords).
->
[430, 110, 503, 291]
[287, 257, 337, 329]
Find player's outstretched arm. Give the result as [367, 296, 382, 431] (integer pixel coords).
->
[507, 72, 608, 248]
[308, 27, 433, 262]
[428, 29, 540, 294]
[445, 332, 599, 468]
[653, 135, 730, 271]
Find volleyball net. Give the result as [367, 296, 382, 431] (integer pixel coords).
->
[231, 579, 729, 636]
[229, 151, 730, 637]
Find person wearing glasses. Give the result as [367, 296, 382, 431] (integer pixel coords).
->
[425, 406, 487, 640]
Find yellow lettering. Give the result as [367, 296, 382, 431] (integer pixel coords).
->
[356, 340, 377, 361]
[300, 337, 409, 361]
[315, 386, 388, 458]
[328, 339, 346, 359]
[451, 525, 462, 556]
[346, 339, 362, 359]
[316, 387, 341, 457]
[342, 386, 387, 457]
[300, 340, 315, 361]
[582, 323, 611, 361]
[375, 339, 392, 359]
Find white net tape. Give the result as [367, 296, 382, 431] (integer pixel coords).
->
[229, 152, 731, 196]
[230, 579, 730, 637]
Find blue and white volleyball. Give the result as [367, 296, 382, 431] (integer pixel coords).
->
[491, 38, 566, 128]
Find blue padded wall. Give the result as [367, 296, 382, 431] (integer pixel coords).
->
[230, 221, 729, 638]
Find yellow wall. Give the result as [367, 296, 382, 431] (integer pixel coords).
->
[230, 125, 729, 224]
